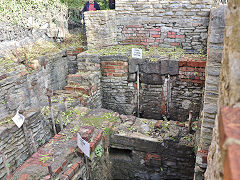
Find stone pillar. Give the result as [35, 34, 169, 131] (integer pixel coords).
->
[84, 10, 117, 49]
[194, 5, 226, 180]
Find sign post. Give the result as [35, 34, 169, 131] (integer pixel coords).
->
[77, 133, 91, 178]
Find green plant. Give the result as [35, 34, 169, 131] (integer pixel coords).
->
[71, 125, 79, 133]
[40, 154, 51, 163]
[94, 144, 103, 157]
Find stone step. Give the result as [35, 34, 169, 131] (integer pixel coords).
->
[64, 81, 98, 97]
[53, 90, 90, 108]
[67, 71, 100, 86]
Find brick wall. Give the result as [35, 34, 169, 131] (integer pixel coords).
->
[116, 0, 211, 52]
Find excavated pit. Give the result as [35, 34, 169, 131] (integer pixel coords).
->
[0, 47, 205, 179]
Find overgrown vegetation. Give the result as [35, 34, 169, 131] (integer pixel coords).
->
[0, 0, 68, 26]
[0, 33, 85, 73]
[0, 0, 109, 27]
[87, 45, 206, 61]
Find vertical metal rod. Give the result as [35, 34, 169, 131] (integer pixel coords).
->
[166, 74, 171, 116]
[85, 156, 91, 179]
[22, 123, 33, 155]
[1, 151, 10, 176]
[29, 130, 37, 153]
[137, 65, 140, 118]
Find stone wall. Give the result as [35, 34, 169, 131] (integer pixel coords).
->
[204, 0, 240, 179]
[116, 0, 212, 52]
[84, 10, 117, 49]
[79, 49, 206, 121]
[100, 55, 135, 115]
[0, 109, 51, 179]
[0, 1, 69, 57]
[194, 6, 226, 179]
[0, 50, 69, 119]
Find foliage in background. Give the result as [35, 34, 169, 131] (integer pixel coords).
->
[61, 0, 109, 24]
[61, 0, 109, 10]
[0, 0, 68, 26]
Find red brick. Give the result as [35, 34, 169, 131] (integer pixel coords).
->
[0, 74, 7, 80]
[55, 166, 62, 174]
[62, 160, 68, 168]
[186, 67, 195, 72]
[147, 39, 155, 43]
[195, 68, 205, 72]
[107, 73, 113, 76]
[149, 28, 161, 32]
[179, 61, 187, 66]
[141, 42, 148, 46]
[224, 144, 240, 180]
[176, 35, 185, 39]
[113, 73, 123, 77]
[171, 42, 179, 46]
[152, 34, 161, 38]
[219, 107, 240, 148]
[71, 162, 80, 173]
[64, 168, 75, 179]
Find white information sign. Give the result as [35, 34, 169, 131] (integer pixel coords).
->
[77, 133, 90, 158]
[12, 111, 25, 128]
[132, 48, 142, 59]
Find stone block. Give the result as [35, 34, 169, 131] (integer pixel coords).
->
[160, 60, 178, 75]
[160, 60, 168, 75]
[110, 134, 164, 153]
[140, 73, 162, 85]
[224, 144, 240, 180]
[140, 61, 161, 74]
[169, 60, 179, 75]
[128, 73, 137, 82]
[128, 58, 139, 73]
[219, 107, 240, 147]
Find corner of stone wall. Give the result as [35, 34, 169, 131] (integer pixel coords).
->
[194, 5, 226, 180]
